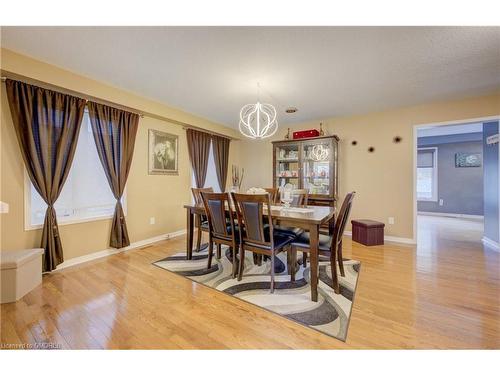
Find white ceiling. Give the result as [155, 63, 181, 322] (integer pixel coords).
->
[2, 27, 500, 129]
[418, 122, 483, 137]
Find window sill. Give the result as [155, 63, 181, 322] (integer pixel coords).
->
[24, 213, 125, 231]
[417, 198, 438, 202]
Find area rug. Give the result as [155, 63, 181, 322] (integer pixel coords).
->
[153, 246, 360, 341]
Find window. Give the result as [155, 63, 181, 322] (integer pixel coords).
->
[191, 140, 220, 192]
[26, 112, 125, 229]
[417, 147, 438, 201]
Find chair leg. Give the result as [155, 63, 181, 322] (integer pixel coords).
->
[290, 247, 296, 282]
[217, 244, 222, 259]
[338, 241, 345, 277]
[330, 245, 340, 294]
[231, 244, 237, 279]
[303, 252, 307, 268]
[270, 253, 275, 293]
[287, 250, 292, 276]
[257, 254, 263, 266]
[207, 240, 214, 269]
[195, 220, 202, 252]
[238, 247, 245, 281]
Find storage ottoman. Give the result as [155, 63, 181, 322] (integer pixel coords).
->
[1, 248, 44, 303]
[351, 219, 385, 246]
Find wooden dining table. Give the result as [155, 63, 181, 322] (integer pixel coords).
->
[184, 203, 336, 302]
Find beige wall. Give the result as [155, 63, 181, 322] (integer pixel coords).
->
[0, 49, 241, 261]
[240, 92, 500, 240]
[1, 48, 499, 258]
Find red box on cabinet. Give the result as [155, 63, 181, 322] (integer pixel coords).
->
[293, 129, 320, 139]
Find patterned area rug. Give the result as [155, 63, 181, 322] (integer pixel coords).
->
[153, 246, 360, 341]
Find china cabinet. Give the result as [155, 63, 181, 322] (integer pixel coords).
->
[272, 135, 339, 207]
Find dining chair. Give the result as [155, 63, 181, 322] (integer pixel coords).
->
[274, 189, 309, 239]
[231, 192, 293, 292]
[290, 192, 355, 294]
[191, 187, 214, 253]
[264, 187, 280, 204]
[200, 192, 239, 278]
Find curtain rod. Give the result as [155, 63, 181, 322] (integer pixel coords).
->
[1, 72, 237, 140]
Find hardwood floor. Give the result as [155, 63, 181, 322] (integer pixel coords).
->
[1, 218, 499, 349]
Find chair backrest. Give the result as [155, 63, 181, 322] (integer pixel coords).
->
[264, 188, 280, 204]
[191, 187, 214, 206]
[333, 192, 356, 246]
[231, 192, 274, 247]
[201, 192, 235, 240]
[291, 189, 309, 207]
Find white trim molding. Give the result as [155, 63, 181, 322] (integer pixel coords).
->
[482, 237, 500, 252]
[343, 231, 416, 245]
[54, 229, 186, 272]
[418, 211, 484, 220]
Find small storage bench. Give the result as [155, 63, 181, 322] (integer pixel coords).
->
[351, 220, 385, 246]
[1, 248, 44, 304]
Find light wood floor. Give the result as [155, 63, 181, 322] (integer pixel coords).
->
[1, 216, 499, 349]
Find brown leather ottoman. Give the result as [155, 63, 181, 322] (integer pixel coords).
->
[351, 219, 385, 246]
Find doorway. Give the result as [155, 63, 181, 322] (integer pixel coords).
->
[413, 117, 499, 250]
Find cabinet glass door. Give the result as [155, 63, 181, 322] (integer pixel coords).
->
[301, 139, 333, 196]
[275, 142, 300, 190]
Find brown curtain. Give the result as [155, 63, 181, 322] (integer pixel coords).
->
[186, 128, 212, 188]
[87, 102, 139, 249]
[5, 79, 86, 272]
[212, 135, 230, 191]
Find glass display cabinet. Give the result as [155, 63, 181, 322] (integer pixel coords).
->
[272, 135, 339, 206]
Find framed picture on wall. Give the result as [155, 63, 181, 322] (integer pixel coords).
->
[148, 129, 179, 175]
[455, 152, 482, 168]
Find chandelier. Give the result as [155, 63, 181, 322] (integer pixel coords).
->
[239, 83, 278, 139]
[310, 144, 329, 161]
[239, 102, 278, 139]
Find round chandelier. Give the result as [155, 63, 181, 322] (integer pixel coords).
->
[239, 102, 279, 139]
[310, 144, 329, 161]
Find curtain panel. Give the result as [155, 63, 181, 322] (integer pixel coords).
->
[211, 135, 230, 191]
[87, 102, 139, 249]
[5, 79, 86, 272]
[186, 128, 212, 188]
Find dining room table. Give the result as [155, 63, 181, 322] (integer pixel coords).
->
[183, 202, 336, 302]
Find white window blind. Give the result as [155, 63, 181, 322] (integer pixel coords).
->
[27, 112, 125, 229]
[417, 148, 438, 202]
[191, 140, 220, 192]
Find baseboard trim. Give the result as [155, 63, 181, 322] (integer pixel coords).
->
[55, 229, 187, 271]
[418, 211, 484, 220]
[343, 231, 416, 245]
[482, 236, 500, 252]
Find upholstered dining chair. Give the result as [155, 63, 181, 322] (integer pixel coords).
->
[274, 189, 309, 239]
[191, 187, 214, 253]
[200, 192, 239, 278]
[264, 187, 280, 204]
[289, 192, 355, 294]
[231, 192, 293, 292]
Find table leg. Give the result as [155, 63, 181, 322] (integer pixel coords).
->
[309, 224, 319, 302]
[186, 208, 194, 260]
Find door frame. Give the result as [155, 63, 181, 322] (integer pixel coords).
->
[412, 115, 500, 245]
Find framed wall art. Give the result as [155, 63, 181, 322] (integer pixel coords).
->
[455, 152, 482, 168]
[148, 129, 179, 175]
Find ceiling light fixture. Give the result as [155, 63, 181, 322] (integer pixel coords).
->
[239, 83, 278, 140]
[285, 107, 298, 113]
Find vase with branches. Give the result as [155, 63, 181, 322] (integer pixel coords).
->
[231, 165, 244, 192]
